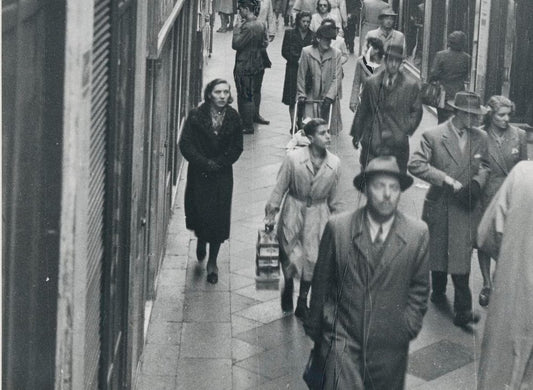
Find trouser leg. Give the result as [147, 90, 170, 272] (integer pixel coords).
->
[451, 273, 472, 313]
[431, 271, 447, 294]
[234, 72, 255, 130]
[253, 70, 265, 118]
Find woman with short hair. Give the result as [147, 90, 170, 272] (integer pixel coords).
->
[477, 95, 527, 306]
[265, 119, 341, 319]
[179, 79, 243, 284]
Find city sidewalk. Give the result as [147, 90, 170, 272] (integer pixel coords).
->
[136, 18, 487, 390]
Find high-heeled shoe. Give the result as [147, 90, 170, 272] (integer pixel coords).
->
[206, 272, 218, 284]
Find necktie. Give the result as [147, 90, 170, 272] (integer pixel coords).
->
[374, 224, 384, 245]
[387, 76, 393, 88]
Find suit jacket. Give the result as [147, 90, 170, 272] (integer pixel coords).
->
[305, 209, 429, 389]
[364, 27, 406, 54]
[232, 19, 269, 75]
[481, 124, 527, 208]
[429, 49, 471, 102]
[408, 120, 490, 274]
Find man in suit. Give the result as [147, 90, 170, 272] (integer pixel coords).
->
[408, 91, 491, 327]
[344, 0, 361, 53]
[359, 0, 389, 54]
[304, 156, 429, 389]
[232, 0, 269, 133]
[351, 44, 422, 172]
[363, 7, 405, 54]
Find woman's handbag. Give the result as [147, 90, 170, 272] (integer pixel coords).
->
[303, 346, 323, 389]
[421, 81, 444, 108]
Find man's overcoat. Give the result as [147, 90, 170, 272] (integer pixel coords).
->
[305, 209, 429, 389]
[408, 121, 490, 274]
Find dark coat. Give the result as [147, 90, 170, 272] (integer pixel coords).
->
[351, 69, 422, 168]
[408, 121, 490, 274]
[305, 209, 430, 390]
[429, 49, 471, 109]
[281, 28, 314, 105]
[179, 103, 243, 243]
[232, 19, 269, 76]
[481, 124, 527, 209]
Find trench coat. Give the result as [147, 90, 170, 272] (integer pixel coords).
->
[351, 68, 422, 169]
[359, 0, 389, 54]
[297, 45, 343, 134]
[305, 209, 430, 389]
[265, 146, 341, 280]
[179, 103, 243, 243]
[349, 55, 382, 111]
[281, 28, 314, 105]
[477, 161, 533, 390]
[480, 124, 527, 210]
[408, 120, 490, 274]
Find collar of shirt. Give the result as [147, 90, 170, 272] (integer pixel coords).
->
[366, 212, 395, 243]
[450, 120, 466, 138]
[490, 127, 506, 145]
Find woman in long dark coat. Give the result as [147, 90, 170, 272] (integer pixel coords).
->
[281, 11, 313, 132]
[179, 79, 243, 284]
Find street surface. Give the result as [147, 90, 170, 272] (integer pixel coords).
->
[137, 18, 489, 389]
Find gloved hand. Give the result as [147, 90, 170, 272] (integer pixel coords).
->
[206, 160, 222, 172]
[455, 180, 481, 210]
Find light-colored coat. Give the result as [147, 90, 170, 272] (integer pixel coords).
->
[359, 0, 389, 54]
[481, 124, 527, 209]
[306, 209, 429, 389]
[349, 55, 382, 111]
[297, 45, 343, 134]
[408, 120, 490, 274]
[364, 26, 406, 54]
[477, 161, 533, 390]
[265, 147, 341, 280]
[327, 0, 347, 26]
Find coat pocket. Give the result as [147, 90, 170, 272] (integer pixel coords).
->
[422, 198, 438, 226]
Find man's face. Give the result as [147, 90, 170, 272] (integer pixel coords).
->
[238, 5, 250, 18]
[381, 16, 395, 29]
[309, 124, 331, 149]
[384, 55, 402, 75]
[456, 110, 482, 128]
[365, 174, 401, 220]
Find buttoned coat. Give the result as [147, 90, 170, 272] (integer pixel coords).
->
[179, 104, 243, 243]
[477, 162, 533, 390]
[481, 124, 527, 209]
[351, 68, 422, 169]
[349, 55, 382, 110]
[359, 0, 389, 53]
[232, 19, 269, 76]
[281, 28, 314, 105]
[297, 45, 343, 134]
[265, 147, 341, 280]
[305, 209, 429, 389]
[408, 121, 490, 274]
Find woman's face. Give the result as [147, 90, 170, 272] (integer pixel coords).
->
[317, 1, 329, 14]
[209, 83, 231, 108]
[491, 106, 512, 130]
[318, 37, 332, 51]
[299, 16, 311, 31]
[309, 124, 331, 149]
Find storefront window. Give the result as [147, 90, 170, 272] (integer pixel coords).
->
[403, 0, 425, 69]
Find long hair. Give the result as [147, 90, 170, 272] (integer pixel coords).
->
[483, 95, 515, 128]
[203, 78, 233, 105]
[295, 11, 312, 29]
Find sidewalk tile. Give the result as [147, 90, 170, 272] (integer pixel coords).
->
[180, 322, 232, 358]
[234, 299, 289, 324]
[233, 284, 279, 303]
[231, 314, 262, 336]
[185, 262, 231, 292]
[229, 274, 255, 292]
[159, 268, 187, 288]
[141, 343, 180, 376]
[231, 292, 261, 314]
[232, 366, 270, 389]
[183, 291, 230, 322]
[411, 362, 477, 390]
[234, 316, 308, 350]
[176, 358, 232, 390]
[255, 373, 308, 390]
[150, 298, 184, 323]
[232, 338, 266, 362]
[146, 321, 182, 345]
[161, 255, 188, 270]
[137, 375, 176, 390]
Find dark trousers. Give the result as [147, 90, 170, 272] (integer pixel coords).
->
[359, 144, 409, 173]
[253, 70, 264, 118]
[234, 70, 264, 129]
[344, 13, 359, 52]
[431, 271, 472, 312]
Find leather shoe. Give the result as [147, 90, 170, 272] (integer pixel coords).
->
[430, 292, 447, 304]
[253, 115, 270, 125]
[206, 272, 218, 284]
[454, 311, 480, 327]
[479, 286, 491, 307]
[294, 297, 309, 321]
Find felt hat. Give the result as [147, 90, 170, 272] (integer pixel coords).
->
[447, 91, 487, 115]
[316, 24, 337, 39]
[353, 156, 413, 192]
[384, 44, 405, 59]
[378, 8, 398, 18]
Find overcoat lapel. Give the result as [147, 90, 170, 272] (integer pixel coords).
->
[371, 216, 407, 287]
[351, 210, 373, 283]
[441, 122, 461, 166]
[488, 138, 509, 175]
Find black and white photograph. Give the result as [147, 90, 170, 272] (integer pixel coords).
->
[3, 0, 533, 389]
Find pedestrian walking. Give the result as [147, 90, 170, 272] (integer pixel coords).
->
[304, 155, 429, 390]
[232, 0, 269, 134]
[257, 0, 277, 39]
[292, 0, 316, 16]
[281, 11, 314, 132]
[349, 36, 383, 113]
[179, 79, 243, 284]
[477, 161, 533, 390]
[309, 0, 341, 33]
[429, 31, 471, 123]
[344, 0, 361, 53]
[476, 96, 527, 307]
[326, 0, 347, 28]
[363, 7, 405, 54]
[214, 0, 237, 32]
[297, 23, 343, 134]
[408, 91, 490, 327]
[358, 0, 389, 54]
[264, 119, 341, 320]
[351, 44, 422, 171]
[325, 19, 349, 66]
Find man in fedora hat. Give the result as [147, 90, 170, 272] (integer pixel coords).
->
[359, 0, 389, 55]
[351, 43, 422, 172]
[363, 7, 406, 54]
[304, 155, 430, 389]
[409, 91, 490, 327]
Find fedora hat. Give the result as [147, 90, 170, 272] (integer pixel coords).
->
[378, 8, 398, 18]
[384, 44, 404, 59]
[447, 91, 487, 115]
[353, 156, 413, 192]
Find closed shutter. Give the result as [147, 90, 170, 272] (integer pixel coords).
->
[86, 0, 112, 388]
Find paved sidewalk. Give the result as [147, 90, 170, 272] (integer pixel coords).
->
[137, 18, 487, 390]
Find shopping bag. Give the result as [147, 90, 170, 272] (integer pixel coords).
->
[255, 227, 280, 285]
[420, 82, 443, 108]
